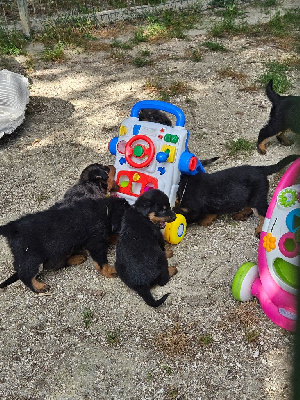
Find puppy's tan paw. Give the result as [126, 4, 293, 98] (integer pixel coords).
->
[32, 278, 50, 293]
[165, 249, 174, 259]
[168, 266, 178, 277]
[233, 207, 253, 221]
[67, 253, 87, 266]
[94, 262, 117, 278]
[198, 214, 217, 227]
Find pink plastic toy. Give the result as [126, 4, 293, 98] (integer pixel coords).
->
[232, 157, 300, 331]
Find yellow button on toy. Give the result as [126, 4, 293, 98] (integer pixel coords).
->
[161, 145, 176, 163]
[133, 173, 140, 181]
[119, 125, 127, 136]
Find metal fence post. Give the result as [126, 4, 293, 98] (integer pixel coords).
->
[16, 0, 31, 37]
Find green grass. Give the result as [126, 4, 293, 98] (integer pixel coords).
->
[259, 9, 300, 38]
[202, 40, 228, 52]
[42, 41, 65, 61]
[252, 0, 279, 9]
[111, 38, 133, 50]
[245, 328, 261, 342]
[132, 9, 201, 43]
[198, 334, 214, 346]
[209, 0, 236, 7]
[210, 16, 248, 37]
[145, 77, 189, 101]
[106, 328, 121, 345]
[190, 47, 203, 62]
[258, 60, 291, 93]
[225, 138, 255, 156]
[83, 308, 93, 329]
[132, 48, 152, 67]
[0, 28, 29, 55]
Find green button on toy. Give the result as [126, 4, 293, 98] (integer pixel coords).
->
[171, 135, 179, 143]
[133, 145, 144, 157]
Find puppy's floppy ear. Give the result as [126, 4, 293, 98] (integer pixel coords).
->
[134, 197, 152, 217]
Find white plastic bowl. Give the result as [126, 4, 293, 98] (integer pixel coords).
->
[0, 69, 29, 139]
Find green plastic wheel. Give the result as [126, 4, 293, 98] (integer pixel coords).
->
[232, 262, 258, 302]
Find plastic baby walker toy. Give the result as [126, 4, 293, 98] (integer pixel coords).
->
[232, 157, 300, 331]
[108, 100, 205, 244]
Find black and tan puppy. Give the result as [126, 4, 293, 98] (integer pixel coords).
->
[0, 196, 129, 292]
[48, 163, 119, 269]
[54, 163, 119, 207]
[257, 80, 300, 154]
[115, 189, 177, 308]
[176, 155, 299, 237]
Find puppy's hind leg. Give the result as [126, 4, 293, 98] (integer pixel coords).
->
[86, 239, 117, 278]
[17, 259, 50, 293]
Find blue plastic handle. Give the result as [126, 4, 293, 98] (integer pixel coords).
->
[130, 100, 185, 127]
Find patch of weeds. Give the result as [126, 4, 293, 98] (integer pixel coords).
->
[198, 334, 214, 346]
[219, 301, 262, 342]
[25, 55, 35, 72]
[210, 18, 248, 37]
[161, 365, 173, 375]
[249, 9, 300, 52]
[166, 386, 180, 400]
[146, 372, 153, 381]
[132, 48, 152, 67]
[260, 10, 300, 38]
[225, 138, 255, 156]
[106, 327, 121, 345]
[252, 0, 278, 9]
[144, 78, 189, 101]
[42, 41, 65, 62]
[132, 9, 201, 43]
[111, 38, 133, 50]
[0, 28, 29, 56]
[209, 3, 248, 37]
[258, 60, 291, 93]
[37, 15, 98, 50]
[83, 308, 93, 329]
[209, 0, 236, 7]
[110, 47, 127, 62]
[154, 322, 197, 357]
[245, 328, 261, 343]
[36, 192, 50, 204]
[202, 40, 228, 52]
[189, 47, 203, 62]
[217, 67, 247, 82]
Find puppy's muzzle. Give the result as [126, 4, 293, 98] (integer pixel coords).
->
[166, 210, 176, 223]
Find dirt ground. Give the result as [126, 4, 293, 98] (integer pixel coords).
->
[0, 2, 299, 399]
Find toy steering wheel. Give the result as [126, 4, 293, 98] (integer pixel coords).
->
[125, 135, 155, 168]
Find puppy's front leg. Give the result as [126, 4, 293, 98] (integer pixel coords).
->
[86, 239, 117, 278]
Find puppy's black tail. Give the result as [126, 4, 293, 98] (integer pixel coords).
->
[266, 79, 281, 105]
[200, 157, 219, 167]
[135, 286, 169, 308]
[261, 155, 299, 176]
[0, 272, 19, 289]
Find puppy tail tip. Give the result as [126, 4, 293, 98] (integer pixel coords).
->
[137, 286, 169, 307]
